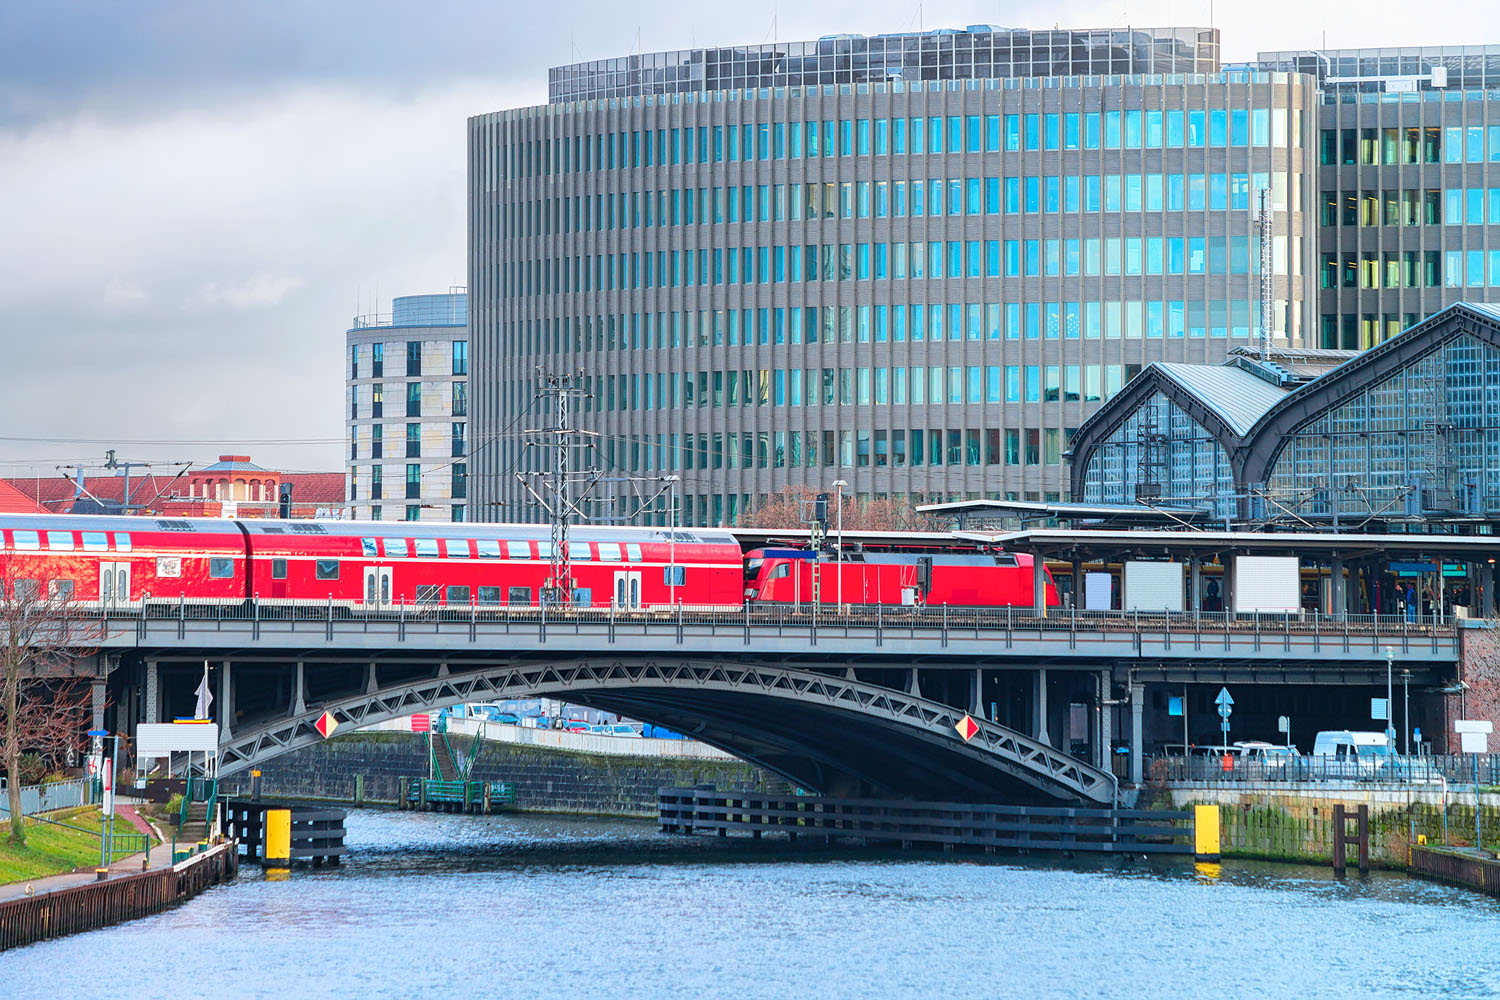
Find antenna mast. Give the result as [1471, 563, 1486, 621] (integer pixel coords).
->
[1258, 187, 1273, 360]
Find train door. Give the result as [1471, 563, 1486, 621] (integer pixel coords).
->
[99, 562, 130, 607]
[613, 570, 642, 610]
[363, 566, 392, 608]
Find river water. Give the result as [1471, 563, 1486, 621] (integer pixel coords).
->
[4, 808, 1500, 998]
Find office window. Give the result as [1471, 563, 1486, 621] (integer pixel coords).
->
[452, 340, 468, 375]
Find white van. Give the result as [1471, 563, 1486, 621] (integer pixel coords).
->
[1311, 730, 1394, 779]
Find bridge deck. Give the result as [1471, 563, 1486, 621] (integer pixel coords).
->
[94, 601, 1458, 664]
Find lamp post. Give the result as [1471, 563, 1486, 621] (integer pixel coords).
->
[1401, 667, 1412, 756]
[832, 480, 848, 609]
[1384, 646, 1395, 747]
[665, 475, 680, 605]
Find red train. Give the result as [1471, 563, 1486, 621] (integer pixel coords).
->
[0, 514, 1056, 611]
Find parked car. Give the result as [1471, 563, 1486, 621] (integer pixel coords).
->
[1233, 741, 1300, 778]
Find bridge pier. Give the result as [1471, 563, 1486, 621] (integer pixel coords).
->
[1130, 682, 1145, 786]
[1097, 670, 1112, 772]
[1034, 668, 1050, 747]
[219, 661, 234, 741]
[144, 659, 159, 724]
[969, 668, 982, 718]
[291, 661, 305, 717]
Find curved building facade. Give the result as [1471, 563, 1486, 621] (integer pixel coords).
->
[470, 26, 1317, 526]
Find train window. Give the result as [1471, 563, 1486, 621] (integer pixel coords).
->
[315, 560, 339, 580]
[271, 559, 287, 580]
[571, 588, 591, 607]
[477, 586, 502, 605]
[414, 539, 439, 558]
[507, 586, 530, 605]
[48, 579, 74, 600]
[45, 531, 74, 550]
[568, 541, 592, 561]
[114, 533, 132, 552]
[361, 538, 378, 557]
[476, 540, 501, 558]
[538, 541, 556, 560]
[662, 566, 686, 586]
[14, 579, 39, 600]
[386, 539, 408, 558]
[772, 564, 792, 579]
[81, 532, 108, 552]
[415, 585, 439, 605]
[501, 540, 526, 559]
[626, 544, 643, 562]
[209, 558, 234, 579]
[156, 557, 182, 578]
[446, 585, 471, 604]
[598, 543, 622, 562]
[445, 539, 470, 558]
[12, 530, 39, 550]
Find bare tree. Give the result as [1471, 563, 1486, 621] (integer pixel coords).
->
[736, 486, 940, 533]
[0, 562, 103, 846]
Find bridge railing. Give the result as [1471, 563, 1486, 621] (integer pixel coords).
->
[76, 596, 1458, 639]
[1147, 752, 1500, 786]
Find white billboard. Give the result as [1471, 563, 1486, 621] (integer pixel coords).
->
[1124, 561, 1184, 612]
[1232, 556, 1301, 614]
[136, 722, 220, 759]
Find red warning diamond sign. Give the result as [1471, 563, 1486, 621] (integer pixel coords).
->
[955, 714, 980, 742]
[315, 710, 339, 739]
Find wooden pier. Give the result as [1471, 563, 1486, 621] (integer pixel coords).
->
[223, 800, 346, 866]
[659, 787, 1196, 855]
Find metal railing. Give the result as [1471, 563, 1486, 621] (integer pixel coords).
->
[75, 596, 1460, 637]
[1148, 752, 1500, 786]
[0, 777, 93, 817]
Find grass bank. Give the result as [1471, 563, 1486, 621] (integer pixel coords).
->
[0, 807, 157, 885]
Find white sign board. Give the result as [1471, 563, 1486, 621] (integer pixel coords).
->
[136, 722, 220, 760]
[1232, 556, 1301, 614]
[1123, 561, 1184, 612]
[1084, 572, 1113, 611]
[1457, 720, 1493, 754]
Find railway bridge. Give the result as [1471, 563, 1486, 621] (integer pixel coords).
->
[75, 601, 1463, 806]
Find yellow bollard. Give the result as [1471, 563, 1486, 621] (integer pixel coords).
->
[265, 808, 291, 866]
[1193, 804, 1221, 862]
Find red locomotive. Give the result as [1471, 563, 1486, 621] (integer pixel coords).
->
[0, 514, 1054, 611]
[743, 547, 1058, 607]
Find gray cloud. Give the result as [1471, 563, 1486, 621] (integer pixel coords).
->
[0, 0, 1494, 479]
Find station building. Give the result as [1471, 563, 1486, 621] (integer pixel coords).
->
[468, 28, 1500, 526]
[1066, 301, 1500, 617]
[346, 291, 470, 522]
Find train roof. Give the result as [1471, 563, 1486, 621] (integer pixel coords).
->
[0, 513, 739, 547]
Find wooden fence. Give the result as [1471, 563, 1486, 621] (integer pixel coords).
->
[0, 841, 237, 952]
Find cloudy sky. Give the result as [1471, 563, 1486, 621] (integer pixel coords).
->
[0, 0, 1491, 480]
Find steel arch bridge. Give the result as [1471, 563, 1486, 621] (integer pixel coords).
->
[215, 658, 1115, 804]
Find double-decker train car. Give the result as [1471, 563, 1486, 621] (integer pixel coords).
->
[743, 547, 1059, 608]
[242, 520, 744, 608]
[0, 514, 248, 605]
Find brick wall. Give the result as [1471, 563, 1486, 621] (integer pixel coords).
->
[1457, 624, 1500, 754]
[243, 733, 779, 817]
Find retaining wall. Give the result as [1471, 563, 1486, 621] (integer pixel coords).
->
[245, 733, 780, 817]
[1149, 786, 1500, 867]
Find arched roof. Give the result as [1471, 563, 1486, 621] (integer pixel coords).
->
[1067, 360, 1290, 499]
[1238, 303, 1500, 485]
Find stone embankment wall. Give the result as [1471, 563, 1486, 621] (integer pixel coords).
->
[243, 733, 780, 817]
[1145, 786, 1500, 867]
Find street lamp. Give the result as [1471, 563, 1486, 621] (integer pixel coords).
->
[832, 480, 848, 609]
[1384, 646, 1395, 747]
[664, 475, 681, 605]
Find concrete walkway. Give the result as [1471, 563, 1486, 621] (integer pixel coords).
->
[0, 799, 179, 903]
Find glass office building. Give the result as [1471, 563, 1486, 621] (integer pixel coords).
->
[1257, 45, 1500, 350]
[347, 291, 470, 522]
[469, 25, 1318, 525]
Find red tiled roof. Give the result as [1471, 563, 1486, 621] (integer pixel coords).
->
[281, 472, 347, 504]
[0, 479, 45, 514]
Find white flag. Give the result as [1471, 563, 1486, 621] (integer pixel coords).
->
[194, 661, 213, 720]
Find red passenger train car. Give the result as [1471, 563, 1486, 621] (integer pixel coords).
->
[743, 548, 1059, 608]
[0, 514, 745, 609]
